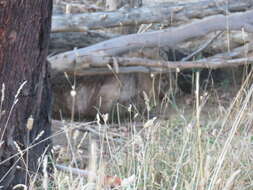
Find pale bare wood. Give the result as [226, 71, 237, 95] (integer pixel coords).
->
[49, 31, 118, 54]
[52, 66, 153, 77]
[48, 10, 253, 69]
[51, 56, 253, 76]
[49, 40, 253, 76]
[51, 0, 253, 32]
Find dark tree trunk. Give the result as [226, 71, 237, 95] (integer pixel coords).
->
[0, 0, 52, 189]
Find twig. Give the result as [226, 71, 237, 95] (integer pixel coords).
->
[182, 31, 224, 61]
[51, 56, 253, 76]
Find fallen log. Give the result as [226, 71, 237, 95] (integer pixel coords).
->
[51, 56, 253, 76]
[179, 31, 253, 57]
[48, 10, 253, 69]
[50, 41, 253, 76]
[49, 31, 118, 54]
[52, 66, 153, 77]
[49, 31, 252, 59]
[51, 0, 253, 32]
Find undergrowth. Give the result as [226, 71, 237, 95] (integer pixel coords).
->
[30, 68, 253, 190]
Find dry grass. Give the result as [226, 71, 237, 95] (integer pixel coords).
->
[34, 0, 253, 189]
[30, 68, 253, 190]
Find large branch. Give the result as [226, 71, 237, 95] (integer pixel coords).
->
[49, 31, 252, 57]
[48, 10, 253, 70]
[51, 55, 253, 76]
[51, 0, 253, 32]
[51, 39, 253, 75]
[49, 31, 117, 54]
[50, 42, 253, 76]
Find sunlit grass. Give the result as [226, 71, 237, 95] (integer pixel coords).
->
[32, 69, 253, 190]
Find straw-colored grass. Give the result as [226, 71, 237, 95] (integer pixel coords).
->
[30, 68, 253, 190]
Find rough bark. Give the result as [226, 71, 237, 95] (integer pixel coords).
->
[48, 10, 253, 68]
[51, 0, 253, 32]
[0, 0, 52, 188]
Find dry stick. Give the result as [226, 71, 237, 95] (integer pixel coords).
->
[208, 84, 253, 190]
[51, 0, 253, 32]
[195, 71, 204, 190]
[51, 57, 253, 76]
[223, 170, 241, 190]
[52, 66, 152, 77]
[48, 10, 253, 69]
[172, 126, 191, 190]
[207, 41, 253, 60]
[50, 42, 253, 76]
[181, 31, 223, 61]
[55, 164, 97, 178]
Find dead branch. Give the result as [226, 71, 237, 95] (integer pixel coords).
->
[209, 42, 253, 59]
[53, 66, 154, 76]
[55, 164, 97, 178]
[51, 0, 253, 32]
[179, 31, 253, 57]
[49, 31, 118, 54]
[50, 41, 253, 76]
[52, 56, 253, 76]
[48, 10, 253, 68]
[181, 31, 223, 61]
[52, 66, 173, 77]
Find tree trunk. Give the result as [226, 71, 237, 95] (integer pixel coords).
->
[0, 0, 52, 189]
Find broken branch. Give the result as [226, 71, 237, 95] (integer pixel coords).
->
[51, 56, 253, 76]
[48, 10, 253, 68]
[51, 0, 253, 32]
